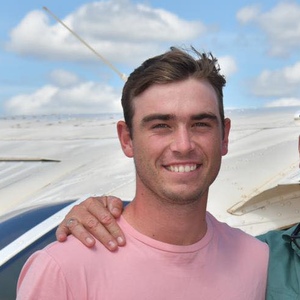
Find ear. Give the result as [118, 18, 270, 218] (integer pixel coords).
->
[221, 118, 231, 156]
[117, 121, 134, 158]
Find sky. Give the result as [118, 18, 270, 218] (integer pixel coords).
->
[1, 0, 300, 116]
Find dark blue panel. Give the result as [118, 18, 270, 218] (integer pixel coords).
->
[0, 200, 76, 250]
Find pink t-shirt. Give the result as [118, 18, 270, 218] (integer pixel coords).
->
[17, 213, 269, 300]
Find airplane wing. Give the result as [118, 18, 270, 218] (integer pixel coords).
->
[228, 169, 300, 215]
[0, 115, 135, 220]
[0, 107, 299, 235]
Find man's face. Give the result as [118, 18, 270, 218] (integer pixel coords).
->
[118, 77, 230, 206]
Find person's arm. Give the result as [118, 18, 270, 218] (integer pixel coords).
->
[55, 196, 126, 251]
[17, 251, 71, 299]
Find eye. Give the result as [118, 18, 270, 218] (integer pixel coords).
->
[152, 123, 170, 129]
[193, 122, 210, 128]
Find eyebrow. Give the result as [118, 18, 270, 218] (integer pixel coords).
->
[191, 113, 219, 122]
[142, 114, 175, 124]
[141, 113, 219, 124]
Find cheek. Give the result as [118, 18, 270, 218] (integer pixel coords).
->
[137, 134, 167, 152]
[133, 138, 165, 169]
[203, 135, 224, 163]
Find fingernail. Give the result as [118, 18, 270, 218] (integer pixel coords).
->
[108, 241, 117, 249]
[112, 208, 121, 215]
[86, 237, 94, 245]
[117, 237, 124, 245]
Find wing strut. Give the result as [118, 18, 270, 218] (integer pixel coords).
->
[43, 6, 127, 82]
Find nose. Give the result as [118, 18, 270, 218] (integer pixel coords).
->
[170, 127, 195, 154]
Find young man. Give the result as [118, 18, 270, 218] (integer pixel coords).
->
[17, 47, 268, 299]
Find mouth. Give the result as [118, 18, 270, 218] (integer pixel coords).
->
[165, 164, 199, 173]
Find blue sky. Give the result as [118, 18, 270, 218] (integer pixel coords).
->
[1, 0, 300, 116]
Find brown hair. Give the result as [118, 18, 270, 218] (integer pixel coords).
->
[121, 47, 226, 135]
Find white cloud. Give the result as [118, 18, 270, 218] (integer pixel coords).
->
[4, 52, 238, 115]
[218, 56, 238, 78]
[265, 97, 300, 107]
[4, 54, 238, 115]
[251, 61, 300, 97]
[236, 5, 260, 24]
[237, 2, 300, 57]
[3, 0, 209, 116]
[4, 75, 122, 115]
[49, 70, 81, 87]
[6, 0, 205, 65]
[4, 85, 57, 115]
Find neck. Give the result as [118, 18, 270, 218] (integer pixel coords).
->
[123, 194, 208, 245]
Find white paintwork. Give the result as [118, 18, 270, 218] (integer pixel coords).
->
[0, 108, 299, 239]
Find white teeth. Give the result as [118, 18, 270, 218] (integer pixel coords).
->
[168, 165, 197, 173]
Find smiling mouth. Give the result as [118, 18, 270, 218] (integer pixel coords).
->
[165, 164, 198, 173]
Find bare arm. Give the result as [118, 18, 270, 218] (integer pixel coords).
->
[55, 196, 125, 251]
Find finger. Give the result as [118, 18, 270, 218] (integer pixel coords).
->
[106, 195, 124, 217]
[82, 215, 121, 250]
[56, 197, 126, 250]
[55, 222, 70, 242]
[68, 199, 121, 250]
[86, 196, 126, 247]
[63, 217, 96, 248]
[82, 196, 125, 250]
[92, 209, 126, 247]
[107, 196, 126, 245]
[96, 195, 123, 217]
[56, 201, 97, 247]
[55, 203, 88, 240]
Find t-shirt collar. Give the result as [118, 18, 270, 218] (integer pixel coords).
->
[282, 225, 300, 256]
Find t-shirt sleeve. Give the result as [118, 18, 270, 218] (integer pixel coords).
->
[17, 250, 73, 300]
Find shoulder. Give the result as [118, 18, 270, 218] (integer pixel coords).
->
[207, 212, 269, 252]
[205, 213, 269, 284]
[20, 237, 103, 275]
[43, 235, 108, 265]
[17, 246, 72, 298]
[18, 236, 110, 297]
[257, 225, 297, 257]
[257, 225, 293, 245]
[19, 235, 110, 278]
